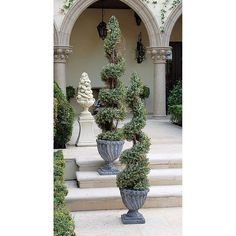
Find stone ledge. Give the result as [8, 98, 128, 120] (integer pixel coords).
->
[77, 168, 182, 188]
[65, 181, 182, 211]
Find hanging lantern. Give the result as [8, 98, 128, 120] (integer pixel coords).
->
[136, 33, 145, 64]
[97, 0, 107, 40]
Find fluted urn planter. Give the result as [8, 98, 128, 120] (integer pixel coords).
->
[120, 188, 149, 224]
[96, 139, 124, 175]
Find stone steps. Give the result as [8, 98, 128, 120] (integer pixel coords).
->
[77, 153, 182, 171]
[77, 168, 182, 188]
[65, 181, 182, 211]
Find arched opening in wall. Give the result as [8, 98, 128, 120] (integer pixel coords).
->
[166, 15, 182, 107]
[66, 0, 154, 115]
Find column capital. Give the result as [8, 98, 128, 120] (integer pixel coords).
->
[54, 45, 72, 63]
[147, 47, 172, 64]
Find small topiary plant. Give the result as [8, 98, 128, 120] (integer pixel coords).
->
[168, 80, 182, 126]
[54, 82, 75, 149]
[66, 86, 76, 102]
[140, 85, 150, 100]
[95, 16, 127, 141]
[117, 73, 151, 190]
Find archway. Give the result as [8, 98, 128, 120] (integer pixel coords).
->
[163, 3, 182, 114]
[162, 3, 182, 46]
[65, 0, 156, 114]
[59, 0, 161, 47]
[54, 22, 59, 45]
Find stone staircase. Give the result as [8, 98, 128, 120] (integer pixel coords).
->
[64, 119, 182, 212]
[64, 149, 182, 211]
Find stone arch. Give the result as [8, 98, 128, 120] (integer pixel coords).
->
[54, 22, 59, 45]
[162, 3, 182, 46]
[59, 0, 161, 47]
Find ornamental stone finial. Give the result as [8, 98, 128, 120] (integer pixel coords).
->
[76, 72, 95, 116]
[147, 47, 172, 64]
[54, 46, 72, 63]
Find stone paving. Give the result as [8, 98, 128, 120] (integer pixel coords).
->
[71, 207, 182, 236]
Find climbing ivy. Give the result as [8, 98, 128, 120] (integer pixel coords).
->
[60, 0, 76, 13]
[60, 0, 181, 33]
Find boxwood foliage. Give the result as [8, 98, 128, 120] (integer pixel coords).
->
[117, 73, 151, 190]
[95, 16, 127, 141]
[54, 82, 75, 149]
[54, 151, 75, 236]
[167, 81, 182, 126]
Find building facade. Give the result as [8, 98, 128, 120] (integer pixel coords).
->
[54, 0, 182, 117]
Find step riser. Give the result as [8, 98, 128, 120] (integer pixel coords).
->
[66, 196, 182, 211]
[79, 177, 182, 188]
[79, 162, 182, 172]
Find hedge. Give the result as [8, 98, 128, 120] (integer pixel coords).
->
[54, 82, 75, 149]
[54, 151, 75, 236]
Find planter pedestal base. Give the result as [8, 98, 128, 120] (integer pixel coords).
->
[121, 210, 145, 224]
[97, 162, 119, 175]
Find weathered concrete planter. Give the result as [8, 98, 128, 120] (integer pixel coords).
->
[120, 188, 149, 224]
[96, 139, 124, 175]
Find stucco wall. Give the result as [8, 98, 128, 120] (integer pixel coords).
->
[170, 15, 182, 42]
[66, 9, 154, 114]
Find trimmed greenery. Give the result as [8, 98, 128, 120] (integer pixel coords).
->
[169, 104, 182, 126]
[168, 80, 182, 126]
[66, 86, 76, 102]
[54, 151, 75, 236]
[54, 82, 75, 149]
[140, 85, 150, 100]
[117, 73, 151, 190]
[95, 16, 127, 141]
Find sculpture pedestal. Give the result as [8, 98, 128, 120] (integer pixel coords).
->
[75, 112, 96, 147]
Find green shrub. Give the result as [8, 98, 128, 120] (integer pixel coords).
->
[169, 104, 182, 126]
[66, 86, 76, 102]
[95, 16, 127, 141]
[167, 80, 182, 108]
[54, 82, 75, 149]
[54, 151, 75, 236]
[54, 207, 76, 236]
[54, 98, 58, 136]
[140, 85, 150, 100]
[168, 81, 182, 126]
[117, 73, 151, 190]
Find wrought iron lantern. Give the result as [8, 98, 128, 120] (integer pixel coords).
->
[136, 33, 145, 64]
[97, 0, 107, 40]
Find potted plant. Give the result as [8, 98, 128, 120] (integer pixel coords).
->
[117, 73, 151, 224]
[95, 16, 127, 175]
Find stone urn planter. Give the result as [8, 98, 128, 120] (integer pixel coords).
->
[120, 188, 149, 224]
[97, 139, 124, 175]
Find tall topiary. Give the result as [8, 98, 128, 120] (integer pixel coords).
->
[95, 16, 127, 175]
[54, 82, 75, 149]
[117, 73, 151, 224]
[95, 16, 126, 140]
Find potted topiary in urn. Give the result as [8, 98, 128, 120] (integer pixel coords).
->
[117, 73, 151, 224]
[95, 16, 127, 175]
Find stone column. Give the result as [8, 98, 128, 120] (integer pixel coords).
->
[54, 46, 72, 94]
[148, 47, 171, 118]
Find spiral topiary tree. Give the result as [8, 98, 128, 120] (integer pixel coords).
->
[117, 73, 151, 224]
[95, 16, 127, 175]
